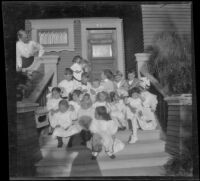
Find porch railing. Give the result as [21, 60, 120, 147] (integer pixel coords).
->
[24, 69, 54, 106]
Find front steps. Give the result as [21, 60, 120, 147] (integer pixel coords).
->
[35, 129, 170, 177]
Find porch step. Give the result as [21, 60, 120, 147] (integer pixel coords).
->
[40, 129, 161, 148]
[40, 139, 166, 158]
[36, 166, 165, 177]
[36, 152, 169, 177]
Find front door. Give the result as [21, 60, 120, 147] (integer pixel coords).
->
[87, 29, 117, 80]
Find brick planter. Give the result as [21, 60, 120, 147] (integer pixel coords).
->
[16, 102, 42, 176]
[164, 94, 192, 155]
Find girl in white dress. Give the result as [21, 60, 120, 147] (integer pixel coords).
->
[46, 87, 63, 134]
[89, 106, 120, 160]
[51, 100, 82, 148]
[70, 55, 83, 82]
[58, 68, 80, 99]
[107, 91, 127, 130]
[92, 91, 110, 111]
[139, 77, 158, 130]
[90, 79, 104, 102]
[68, 89, 83, 117]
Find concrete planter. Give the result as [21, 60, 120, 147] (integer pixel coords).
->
[16, 101, 42, 176]
[164, 94, 192, 155]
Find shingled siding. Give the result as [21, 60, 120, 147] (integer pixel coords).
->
[141, 3, 192, 49]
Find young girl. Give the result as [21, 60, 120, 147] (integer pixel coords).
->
[127, 70, 140, 90]
[89, 106, 120, 160]
[90, 78, 104, 102]
[58, 68, 80, 99]
[68, 89, 82, 117]
[139, 77, 158, 130]
[70, 55, 83, 82]
[114, 70, 129, 97]
[108, 91, 127, 130]
[46, 87, 63, 134]
[77, 72, 92, 94]
[51, 100, 82, 147]
[92, 91, 110, 111]
[100, 69, 116, 93]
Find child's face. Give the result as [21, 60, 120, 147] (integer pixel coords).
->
[20, 31, 28, 43]
[92, 81, 100, 88]
[76, 58, 81, 64]
[52, 90, 60, 99]
[128, 72, 136, 80]
[114, 94, 120, 101]
[64, 74, 73, 81]
[115, 75, 122, 82]
[132, 92, 140, 99]
[101, 72, 106, 80]
[81, 76, 88, 84]
[72, 93, 79, 102]
[59, 104, 68, 113]
[99, 92, 107, 102]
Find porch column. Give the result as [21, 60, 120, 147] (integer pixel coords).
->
[135, 53, 151, 78]
[42, 55, 59, 87]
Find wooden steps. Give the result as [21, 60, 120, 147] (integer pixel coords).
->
[35, 129, 170, 177]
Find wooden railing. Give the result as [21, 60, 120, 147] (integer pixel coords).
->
[140, 65, 169, 139]
[24, 70, 54, 107]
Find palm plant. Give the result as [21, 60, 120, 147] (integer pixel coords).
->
[145, 31, 192, 95]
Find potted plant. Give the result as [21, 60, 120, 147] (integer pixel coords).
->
[145, 31, 192, 96]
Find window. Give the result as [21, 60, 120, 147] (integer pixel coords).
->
[92, 44, 113, 58]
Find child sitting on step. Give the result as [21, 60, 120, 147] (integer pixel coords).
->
[58, 68, 80, 99]
[114, 70, 129, 97]
[46, 87, 63, 134]
[89, 106, 119, 160]
[51, 100, 82, 148]
[127, 69, 140, 90]
[70, 55, 83, 82]
[90, 78, 104, 102]
[92, 91, 110, 111]
[77, 72, 92, 94]
[107, 91, 127, 130]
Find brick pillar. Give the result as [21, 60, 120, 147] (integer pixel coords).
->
[164, 94, 192, 155]
[16, 102, 42, 176]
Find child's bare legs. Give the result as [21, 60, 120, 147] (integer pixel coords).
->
[129, 116, 138, 144]
[57, 136, 63, 148]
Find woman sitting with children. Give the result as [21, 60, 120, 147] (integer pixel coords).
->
[45, 55, 158, 160]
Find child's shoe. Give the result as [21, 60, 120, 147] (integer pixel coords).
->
[128, 136, 138, 144]
[57, 137, 63, 148]
[109, 154, 116, 159]
[91, 155, 97, 160]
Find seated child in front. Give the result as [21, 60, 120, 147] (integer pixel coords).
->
[77, 72, 92, 94]
[107, 91, 127, 130]
[92, 91, 110, 111]
[51, 100, 82, 148]
[139, 77, 158, 130]
[90, 78, 104, 102]
[127, 70, 140, 90]
[70, 55, 83, 82]
[46, 87, 63, 134]
[114, 70, 129, 97]
[68, 89, 82, 117]
[100, 69, 116, 93]
[58, 68, 80, 99]
[89, 106, 119, 160]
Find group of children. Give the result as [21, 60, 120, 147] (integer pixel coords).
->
[46, 55, 158, 160]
